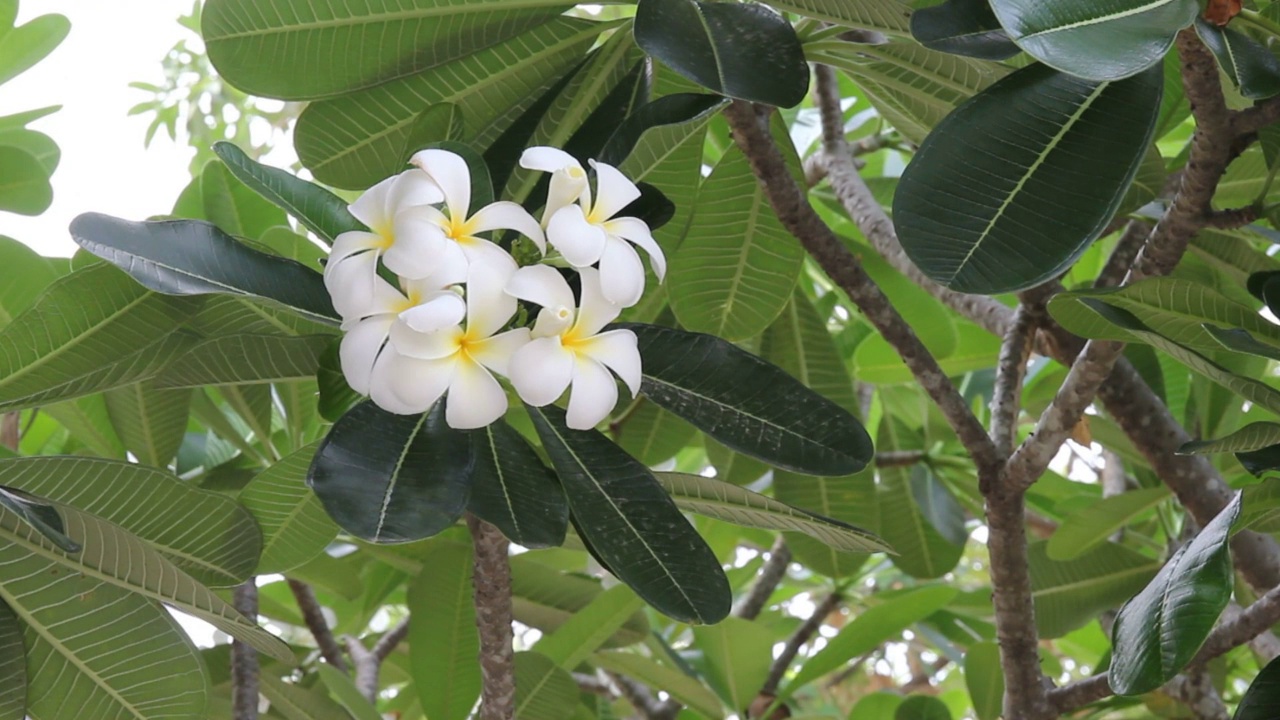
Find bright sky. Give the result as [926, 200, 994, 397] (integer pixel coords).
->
[2, 1, 195, 257]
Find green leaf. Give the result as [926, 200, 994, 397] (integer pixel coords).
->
[620, 323, 874, 476]
[203, 0, 573, 100]
[1235, 653, 1280, 720]
[909, 465, 968, 546]
[765, 0, 912, 36]
[260, 675, 352, 720]
[1046, 487, 1170, 561]
[0, 456, 262, 586]
[658, 471, 890, 553]
[527, 404, 730, 625]
[0, 601, 23, 720]
[1180, 422, 1280, 455]
[533, 583, 646, 669]
[0, 10, 68, 86]
[71, 213, 339, 325]
[964, 641, 1004, 720]
[514, 651, 580, 720]
[669, 144, 804, 341]
[0, 489, 77, 553]
[896, 696, 952, 720]
[849, 692, 905, 720]
[0, 263, 202, 412]
[634, 0, 809, 107]
[763, 289, 859, 413]
[155, 334, 332, 388]
[693, 618, 775, 709]
[410, 540, 480, 720]
[0, 498, 292, 661]
[239, 442, 340, 574]
[469, 420, 568, 549]
[309, 401, 472, 543]
[213, 142, 363, 245]
[1029, 541, 1159, 639]
[507, 559, 648, 650]
[42, 395, 126, 458]
[316, 665, 382, 720]
[593, 651, 723, 720]
[104, 381, 190, 468]
[317, 340, 361, 422]
[785, 586, 958, 695]
[990, 0, 1198, 81]
[294, 18, 606, 189]
[615, 401, 698, 467]
[0, 235, 55, 327]
[0, 146, 51, 215]
[775, 469, 879, 578]
[1196, 18, 1280, 100]
[910, 0, 1019, 60]
[893, 62, 1162, 294]
[876, 419, 964, 579]
[1204, 324, 1280, 362]
[201, 161, 289, 241]
[1109, 493, 1241, 695]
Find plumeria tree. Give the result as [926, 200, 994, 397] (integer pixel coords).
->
[19, 0, 1280, 719]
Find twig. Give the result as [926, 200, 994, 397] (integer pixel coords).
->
[875, 450, 927, 468]
[0, 413, 18, 452]
[344, 635, 380, 704]
[1202, 205, 1260, 229]
[287, 579, 348, 671]
[232, 580, 260, 720]
[1166, 671, 1229, 720]
[574, 672, 614, 696]
[989, 304, 1040, 463]
[469, 514, 516, 720]
[734, 537, 792, 620]
[761, 592, 841, 696]
[1094, 220, 1152, 289]
[373, 617, 410, 661]
[606, 672, 680, 720]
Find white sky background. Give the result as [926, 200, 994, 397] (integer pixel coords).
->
[2, 1, 196, 257]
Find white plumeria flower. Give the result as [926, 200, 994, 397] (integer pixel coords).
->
[505, 265, 641, 430]
[371, 253, 531, 429]
[518, 146, 666, 308]
[398, 149, 546, 273]
[324, 169, 445, 319]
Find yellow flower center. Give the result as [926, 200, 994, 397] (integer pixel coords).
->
[443, 214, 479, 244]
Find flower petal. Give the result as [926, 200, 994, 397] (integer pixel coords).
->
[597, 236, 646, 307]
[445, 359, 509, 429]
[339, 315, 395, 394]
[400, 247, 469, 294]
[375, 349, 454, 414]
[578, 329, 640, 397]
[382, 220, 451, 280]
[588, 160, 641, 221]
[544, 169, 589, 226]
[605, 216, 666, 280]
[389, 321, 463, 360]
[410, 149, 471, 222]
[505, 264, 576, 314]
[347, 175, 397, 231]
[546, 204, 608, 268]
[467, 327, 531, 377]
[385, 168, 443, 214]
[464, 251, 518, 339]
[565, 356, 619, 430]
[469, 201, 546, 254]
[326, 249, 386, 320]
[520, 146, 580, 173]
[398, 292, 466, 333]
[508, 337, 574, 406]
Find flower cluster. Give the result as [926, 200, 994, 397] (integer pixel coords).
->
[325, 147, 665, 430]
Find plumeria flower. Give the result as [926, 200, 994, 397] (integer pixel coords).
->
[518, 146, 665, 308]
[397, 149, 546, 273]
[325, 169, 445, 319]
[371, 253, 531, 429]
[505, 265, 641, 430]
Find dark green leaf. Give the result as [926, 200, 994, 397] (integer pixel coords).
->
[1196, 19, 1280, 100]
[0, 601, 23, 720]
[619, 323, 874, 476]
[200, 161, 289, 241]
[213, 142, 364, 245]
[1109, 493, 1241, 695]
[908, 465, 967, 547]
[70, 213, 339, 325]
[1235, 653, 1280, 720]
[317, 339, 361, 422]
[526, 404, 730, 624]
[633, 0, 809, 107]
[1237, 444, 1280, 478]
[910, 0, 1020, 60]
[309, 401, 473, 543]
[615, 400, 697, 466]
[469, 420, 568, 549]
[990, 0, 1198, 81]
[0, 488, 77, 553]
[893, 62, 1162, 294]
[598, 93, 726, 167]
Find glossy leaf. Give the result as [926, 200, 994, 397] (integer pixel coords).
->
[239, 442, 340, 574]
[893, 62, 1162, 294]
[103, 381, 190, 468]
[1109, 493, 1241, 695]
[620, 323, 875, 476]
[0, 601, 23, 720]
[634, 0, 808, 107]
[316, 340, 362, 422]
[964, 641, 1004, 720]
[1046, 487, 1170, 561]
[767, 0, 911, 35]
[1196, 19, 1280, 100]
[616, 401, 698, 467]
[1181, 422, 1280, 455]
[70, 213, 339, 325]
[527, 404, 730, 624]
[309, 401, 473, 544]
[155, 334, 332, 388]
[910, 0, 1019, 60]
[469, 420, 568, 549]
[1235, 654, 1280, 720]
[991, 0, 1198, 81]
[213, 141, 363, 245]
[410, 540, 480, 720]
[1030, 540, 1159, 638]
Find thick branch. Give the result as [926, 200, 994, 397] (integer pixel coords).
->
[1094, 220, 1152, 289]
[232, 581, 260, 720]
[761, 592, 841, 696]
[990, 304, 1040, 461]
[287, 579, 348, 671]
[469, 514, 516, 720]
[734, 537, 791, 621]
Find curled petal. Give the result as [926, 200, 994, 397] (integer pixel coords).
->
[377, 349, 455, 415]
[347, 175, 398, 231]
[565, 356, 619, 430]
[509, 337, 574, 407]
[573, 266, 623, 336]
[464, 251, 518, 339]
[544, 169, 589, 226]
[339, 315, 395, 395]
[520, 146, 581, 173]
[410, 149, 471, 222]
[467, 327, 532, 377]
[588, 160, 641, 221]
[505, 265, 576, 315]
[326, 250, 390, 321]
[531, 306, 574, 339]
[390, 322, 463, 360]
[546, 204, 608, 268]
[445, 360, 509, 429]
[398, 293, 466, 333]
[597, 237, 646, 308]
[578, 329, 640, 397]
[469, 201, 546, 254]
[384, 168, 443, 215]
[605, 216, 666, 280]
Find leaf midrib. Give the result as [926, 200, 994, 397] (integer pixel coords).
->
[206, 1, 568, 41]
[1014, 0, 1175, 41]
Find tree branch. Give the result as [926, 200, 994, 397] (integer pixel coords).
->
[287, 579, 348, 671]
[469, 514, 516, 720]
[734, 537, 792, 621]
[1094, 220, 1152, 289]
[1166, 671, 1230, 720]
[373, 617, 410, 661]
[232, 580, 260, 720]
[761, 592, 841, 696]
[344, 635, 380, 705]
[989, 304, 1040, 462]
